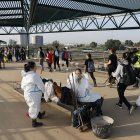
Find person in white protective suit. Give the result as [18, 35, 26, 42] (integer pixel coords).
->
[67, 68, 103, 116]
[21, 61, 45, 127]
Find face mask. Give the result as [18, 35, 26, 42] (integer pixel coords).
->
[76, 75, 82, 83]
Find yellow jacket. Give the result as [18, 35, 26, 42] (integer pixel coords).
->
[134, 53, 140, 68]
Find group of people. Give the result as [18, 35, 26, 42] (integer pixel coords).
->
[105, 47, 140, 88]
[0, 46, 27, 69]
[37, 46, 71, 74]
[104, 47, 140, 114]
[21, 60, 103, 127]
[21, 47, 140, 128]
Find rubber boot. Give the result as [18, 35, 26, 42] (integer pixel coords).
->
[32, 119, 43, 127]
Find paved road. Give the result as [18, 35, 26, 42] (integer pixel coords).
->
[0, 62, 140, 140]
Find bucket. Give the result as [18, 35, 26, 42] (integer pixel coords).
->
[91, 116, 114, 139]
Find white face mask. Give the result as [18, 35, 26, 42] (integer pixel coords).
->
[76, 76, 81, 80]
[76, 78, 80, 83]
[75, 75, 83, 83]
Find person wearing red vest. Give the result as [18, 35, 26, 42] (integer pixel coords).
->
[47, 49, 54, 72]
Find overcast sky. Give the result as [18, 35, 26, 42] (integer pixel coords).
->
[0, 29, 140, 45]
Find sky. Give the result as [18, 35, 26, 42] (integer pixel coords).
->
[0, 29, 140, 45]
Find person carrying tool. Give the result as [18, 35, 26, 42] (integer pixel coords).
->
[67, 68, 103, 116]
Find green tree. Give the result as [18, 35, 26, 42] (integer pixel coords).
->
[119, 44, 126, 50]
[105, 39, 121, 50]
[52, 40, 59, 48]
[89, 42, 97, 48]
[125, 40, 134, 46]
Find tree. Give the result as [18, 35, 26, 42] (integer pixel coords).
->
[105, 39, 121, 50]
[125, 40, 134, 46]
[119, 44, 126, 50]
[52, 40, 59, 48]
[89, 42, 97, 48]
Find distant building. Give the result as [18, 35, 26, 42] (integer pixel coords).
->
[32, 36, 43, 46]
[19, 29, 28, 47]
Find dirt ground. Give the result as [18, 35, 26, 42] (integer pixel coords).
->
[0, 61, 140, 140]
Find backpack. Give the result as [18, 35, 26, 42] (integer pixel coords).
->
[61, 87, 73, 105]
[40, 51, 44, 58]
[120, 64, 136, 86]
[61, 51, 65, 60]
[87, 61, 95, 72]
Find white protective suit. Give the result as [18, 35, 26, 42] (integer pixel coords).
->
[44, 81, 59, 103]
[67, 72, 101, 103]
[21, 71, 45, 119]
